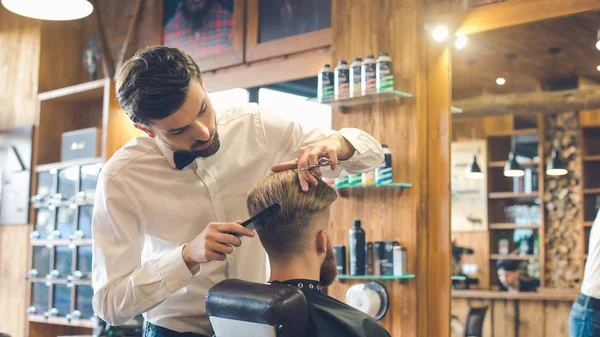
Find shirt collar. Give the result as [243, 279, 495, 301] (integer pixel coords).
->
[154, 137, 199, 170]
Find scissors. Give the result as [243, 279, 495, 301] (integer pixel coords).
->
[301, 157, 334, 171]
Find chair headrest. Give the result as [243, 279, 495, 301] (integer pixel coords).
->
[206, 279, 308, 336]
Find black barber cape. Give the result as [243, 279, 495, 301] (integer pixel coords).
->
[271, 279, 392, 337]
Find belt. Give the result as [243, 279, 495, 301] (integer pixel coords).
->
[145, 322, 211, 337]
[576, 293, 600, 311]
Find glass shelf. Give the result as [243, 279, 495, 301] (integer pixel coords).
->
[337, 274, 415, 280]
[335, 182, 412, 191]
[306, 90, 413, 108]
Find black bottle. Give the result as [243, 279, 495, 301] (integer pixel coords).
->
[349, 220, 366, 275]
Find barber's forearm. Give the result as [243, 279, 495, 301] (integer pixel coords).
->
[333, 134, 356, 161]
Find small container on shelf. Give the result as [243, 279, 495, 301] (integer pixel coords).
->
[78, 205, 93, 238]
[57, 166, 80, 203]
[75, 285, 95, 319]
[61, 127, 101, 162]
[54, 246, 73, 279]
[53, 284, 72, 317]
[55, 206, 76, 239]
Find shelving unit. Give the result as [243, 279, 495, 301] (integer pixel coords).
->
[579, 124, 600, 275]
[484, 119, 545, 289]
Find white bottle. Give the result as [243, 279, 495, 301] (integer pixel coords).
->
[376, 52, 394, 92]
[361, 54, 376, 95]
[334, 60, 350, 100]
[349, 57, 362, 98]
[318, 64, 334, 102]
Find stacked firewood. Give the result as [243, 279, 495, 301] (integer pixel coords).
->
[543, 111, 582, 288]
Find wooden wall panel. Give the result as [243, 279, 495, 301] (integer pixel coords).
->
[0, 6, 41, 129]
[327, 0, 445, 336]
[0, 225, 30, 337]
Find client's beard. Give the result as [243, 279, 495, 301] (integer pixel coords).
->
[319, 241, 337, 287]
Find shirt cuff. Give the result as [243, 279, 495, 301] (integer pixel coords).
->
[154, 245, 201, 295]
[338, 128, 369, 158]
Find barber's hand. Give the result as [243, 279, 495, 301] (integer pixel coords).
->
[182, 221, 255, 270]
[271, 135, 355, 192]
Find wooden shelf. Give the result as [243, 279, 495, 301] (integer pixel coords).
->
[36, 157, 103, 173]
[489, 223, 540, 230]
[486, 128, 538, 137]
[452, 289, 577, 301]
[31, 239, 92, 246]
[38, 78, 108, 104]
[488, 192, 539, 199]
[585, 221, 594, 228]
[28, 278, 92, 286]
[490, 254, 539, 261]
[28, 315, 94, 328]
[583, 155, 600, 162]
[583, 188, 600, 195]
[488, 160, 539, 168]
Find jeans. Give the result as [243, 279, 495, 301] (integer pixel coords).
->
[569, 301, 600, 337]
[144, 322, 211, 337]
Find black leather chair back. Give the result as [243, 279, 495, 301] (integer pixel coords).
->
[206, 279, 308, 337]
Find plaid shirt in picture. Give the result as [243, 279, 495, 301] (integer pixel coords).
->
[163, 2, 233, 59]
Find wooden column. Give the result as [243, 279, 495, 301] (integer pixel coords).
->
[328, 0, 450, 336]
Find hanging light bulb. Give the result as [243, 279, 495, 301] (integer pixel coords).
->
[2, 0, 93, 21]
[504, 137, 524, 177]
[465, 126, 484, 180]
[596, 27, 600, 51]
[465, 155, 484, 179]
[546, 150, 568, 176]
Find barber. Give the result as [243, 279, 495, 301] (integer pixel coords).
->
[91, 46, 384, 337]
[570, 209, 600, 337]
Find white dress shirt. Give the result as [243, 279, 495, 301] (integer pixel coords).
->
[91, 103, 384, 335]
[582, 209, 600, 298]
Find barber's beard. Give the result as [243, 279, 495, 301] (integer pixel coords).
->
[319, 241, 337, 287]
[190, 131, 221, 158]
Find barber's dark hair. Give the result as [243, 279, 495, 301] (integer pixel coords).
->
[116, 46, 202, 125]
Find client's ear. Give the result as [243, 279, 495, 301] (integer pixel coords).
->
[316, 229, 327, 255]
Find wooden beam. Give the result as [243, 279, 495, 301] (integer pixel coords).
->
[114, 0, 144, 77]
[452, 87, 600, 119]
[427, 0, 599, 35]
[91, 0, 115, 79]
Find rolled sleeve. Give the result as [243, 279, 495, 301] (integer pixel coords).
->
[154, 244, 201, 294]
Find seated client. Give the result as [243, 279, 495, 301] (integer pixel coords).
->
[246, 170, 391, 337]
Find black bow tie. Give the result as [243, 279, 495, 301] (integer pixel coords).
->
[173, 150, 197, 170]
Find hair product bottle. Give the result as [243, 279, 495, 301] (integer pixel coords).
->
[349, 220, 366, 275]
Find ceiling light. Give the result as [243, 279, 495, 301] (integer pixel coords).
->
[455, 33, 468, 49]
[2, 0, 93, 21]
[596, 65, 600, 71]
[465, 155, 484, 180]
[496, 78, 506, 85]
[504, 152, 524, 177]
[546, 150, 568, 176]
[433, 26, 449, 42]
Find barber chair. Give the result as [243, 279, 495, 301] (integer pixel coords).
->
[206, 279, 308, 337]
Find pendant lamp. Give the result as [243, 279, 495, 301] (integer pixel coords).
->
[504, 137, 524, 177]
[465, 126, 484, 180]
[2, 0, 93, 21]
[546, 150, 568, 176]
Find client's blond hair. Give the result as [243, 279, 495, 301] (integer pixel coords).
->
[247, 170, 338, 260]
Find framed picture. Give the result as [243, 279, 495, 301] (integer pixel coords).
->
[246, 0, 332, 62]
[162, 0, 245, 71]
